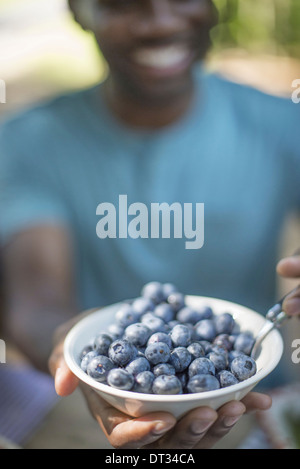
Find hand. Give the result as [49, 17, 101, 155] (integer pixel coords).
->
[73, 386, 271, 449]
[49, 315, 272, 450]
[277, 252, 300, 317]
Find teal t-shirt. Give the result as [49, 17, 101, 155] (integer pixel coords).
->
[0, 69, 299, 318]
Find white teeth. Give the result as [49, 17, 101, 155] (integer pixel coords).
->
[132, 46, 189, 69]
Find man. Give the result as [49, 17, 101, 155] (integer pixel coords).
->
[0, 0, 299, 449]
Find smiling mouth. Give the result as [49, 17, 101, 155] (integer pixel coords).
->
[131, 45, 195, 75]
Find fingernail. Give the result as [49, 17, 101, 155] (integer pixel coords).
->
[223, 415, 243, 428]
[153, 420, 174, 435]
[190, 420, 214, 435]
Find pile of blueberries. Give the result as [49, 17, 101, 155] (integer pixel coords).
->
[79, 282, 257, 395]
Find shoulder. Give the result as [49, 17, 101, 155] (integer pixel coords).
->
[203, 71, 299, 132]
[0, 86, 98, 150]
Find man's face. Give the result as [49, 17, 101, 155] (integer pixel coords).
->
[71, 0, 217, 103]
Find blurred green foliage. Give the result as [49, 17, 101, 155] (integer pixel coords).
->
[212, 0, 300, 58]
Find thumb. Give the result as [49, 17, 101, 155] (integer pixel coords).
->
[277, 254, 300, 278]
[48, 342, 79, 396]
[55, 357, 79, 397]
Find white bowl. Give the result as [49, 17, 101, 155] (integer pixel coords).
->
[64, 296, 284, 420]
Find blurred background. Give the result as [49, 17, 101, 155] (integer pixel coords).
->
[0, 0, 299, 449]
[0, 0, 300, 119]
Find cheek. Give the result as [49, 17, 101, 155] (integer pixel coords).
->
[181, 2, 218, 31]
[92, 13, 132, 58]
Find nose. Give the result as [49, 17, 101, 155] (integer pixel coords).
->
[132, 0, 186, 39]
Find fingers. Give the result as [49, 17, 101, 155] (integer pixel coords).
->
[194, 400, 246, 449]
[277, 255, 300, 278]
[49, 310, 99, 397]
[54, 360, 79, 396]
[80, 385, 176, 449]
[282, 286, 300, 317]
[48, 342, 79, 396]
[146, 396, 264, 450]
[194, 393, 271, 449]
[241, 392, 272, 413]
[277, 255, 300, 316]
[145, 406, 218, 449]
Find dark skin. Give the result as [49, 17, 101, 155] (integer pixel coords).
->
[72, 0, 218, 128]
[3, 0, 300, 449]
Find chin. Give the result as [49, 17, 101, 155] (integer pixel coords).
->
[124, 70, 195, 106]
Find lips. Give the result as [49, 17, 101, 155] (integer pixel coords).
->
[130, 44, 195, 77]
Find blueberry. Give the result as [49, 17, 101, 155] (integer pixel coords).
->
[141, 313, 166, 333]
[107, 323, 125, 340]
[194, 305, 214, 320]
[152, 375, 182, 395]
[233, 333, 255, 356]
[194, 319, 217, 342]
[228, 350, 247, 366]
[170, 324, 192, 347]
[87, 356, 115, 382]
[169, 347, 192, 372]
[176, 306, 199, 324]
[167, 292, 186, 312]
[210, 343, 228, 356]
[176, 372, 188, 390]
[152, 363, 176, 377]
[188, 357, 215, 378]
[213, 334, 234, 351]
[162, 283, 178, 300]
[144, 342, 171, 365]
[136, 347, 146, 357]
[80, 350, 98, 373]
[207, 352, 228, 373]
[93, 333, 113, 356]
[187, 374, 220, 393]
[231, 355, 257, 382]
[108, 339, 137, 366]
[80, 345, 93, 361]
[147, 332, 173, 349]
[125, 357, 151, 376]
[197, 340, 214, 354]
[79, 284, 259, 396]
[154, 303, 175, 323]
[132, 297, 155, 315]
[217, 370, 239, 388]
[215, 313, 235, 335]
[141, 281, 165, 304]
[167, 320, 180, 330]
[124, 323, 151, 347]
[115, 304, 140, 328]
[187, 342, 205, 359]
[107, 368, 135, 391]
[176, 306, 204, 325]
[133, 371, 155, 394]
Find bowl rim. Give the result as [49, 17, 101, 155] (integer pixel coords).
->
[64, 296, 284, 403]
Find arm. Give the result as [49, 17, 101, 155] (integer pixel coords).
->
[2, 224, 78, 372]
